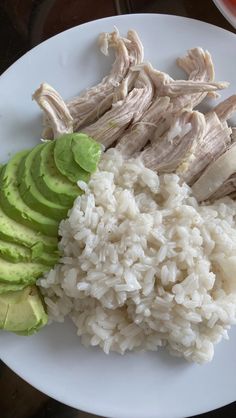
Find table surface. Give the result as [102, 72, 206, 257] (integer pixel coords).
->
[0, 1, 235, 417]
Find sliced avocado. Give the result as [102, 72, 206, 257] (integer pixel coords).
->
[54, 133, 90, 183]
[0, 282, 28, 294]
[0, 286, 47, 335]
[0, 150, 58, 237]
[18, 144, 68, 221]
[0, 239, 32, 263]
[0, 239, 58, 267]
[30, 241, 59, 266]
[0, 257, 49, 285]
[0, 204, 58, 251]
[32, 141, 80, 207]
[72, 133, 102, 173]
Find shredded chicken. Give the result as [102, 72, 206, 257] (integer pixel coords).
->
[32, 83, 73, 139]
[143, 62, 227, 98]
[176, 112, 232, 185]
[83, 69, 154, 148]
[140, 110, 205, 172]
[115, 54, 226, 157]
[32, 29, 236, 205]
[121, 29, 144, 67]
[67, 29, 144, 131]
[116, 97, 170, 157]
[210, 174, 236, 200]
[231, 127, 236, 142]
[145, 48, 227, 147]
[170, 47, 217, 110]
[192, 143, 236, 201]
[211, 94, 236, 122]
[177, 47, 214, 86]
[160, 80, 228, 97]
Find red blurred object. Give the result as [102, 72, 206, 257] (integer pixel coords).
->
[224, 0, 236, 15]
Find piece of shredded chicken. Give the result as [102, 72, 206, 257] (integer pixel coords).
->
[67, 29, 144, 131]
[210, 94, 236, 122]
[116, 96, 170, 157]
[82, 69, 154, 148]
[140, 110, 206, 172]
[142, 61, 228, 99]
[192, 143, 236, 201]
[32, 83, 73, 139]
[176, 47, 216, 103]
[176, 112, 232, 185]
[231, 127, 236, 142]
[176, 93, 236, 186]
[145, 47, 227, 147]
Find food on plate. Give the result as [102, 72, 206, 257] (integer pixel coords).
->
[36, 29, 144, 138]
[0, 285, 47, 335]
[39, 150, 236, 363]
[0, 133, 101, 333]
[1, 28, 236, 363]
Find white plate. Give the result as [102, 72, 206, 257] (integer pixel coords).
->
[0, 14, 236, 418]
[213, 0, 236, 30]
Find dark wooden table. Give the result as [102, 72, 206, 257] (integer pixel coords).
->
[0, 1, 235, 417]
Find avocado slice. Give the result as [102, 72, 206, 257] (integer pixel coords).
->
[0, 204, 58, 252]
[0, 286, 47, 335]
[54, 133, 90, 183]
[32, 141, 80, 207]
[72, 133, 102, 173]
[0, 282, 27, 294]
[18, 144, 69, 221]
[0, 257, 49, 285]
[0, 239, 32, 263]
[0, 239, 58, 267]
[0, 150, 58, 237]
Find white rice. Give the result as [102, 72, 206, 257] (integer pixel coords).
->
[38, 149, 236, 363]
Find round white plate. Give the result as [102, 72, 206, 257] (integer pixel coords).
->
[0, 14, 236, 418]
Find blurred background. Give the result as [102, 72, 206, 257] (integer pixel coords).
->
[0, 0, 235, 417]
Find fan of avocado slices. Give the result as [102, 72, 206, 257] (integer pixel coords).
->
[0, 133, 101, 335]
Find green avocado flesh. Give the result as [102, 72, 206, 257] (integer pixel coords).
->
[0, 282, 27, 294]
[18, 145, 69, 221]
[0, 151, 59, 237]
[0, 204, 58, 251]
[0, 132, 101, 335]
[0, 239, 58, 266]
[72, 133, 102, 173]
[54, 134, 90, 183]
[32, 141, 80, 207]
[0, 286, 48, 335]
